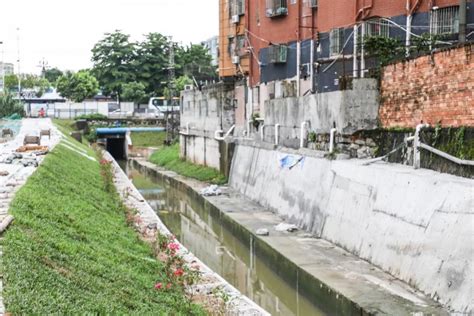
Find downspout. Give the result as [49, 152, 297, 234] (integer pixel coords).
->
[353, 24, 359, 78]
[459, 0, 467, 43]
[406, 0, 412, 55]
[296, 0, 302, 97]
[274, 124, 280, 146]
[360, 22, 366, 78]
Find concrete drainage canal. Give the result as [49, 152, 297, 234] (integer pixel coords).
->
[119, 160, 327, 316]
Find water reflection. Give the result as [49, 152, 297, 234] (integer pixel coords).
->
[124, 162, 325, 316]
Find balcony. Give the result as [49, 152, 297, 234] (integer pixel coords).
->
[266, 0, 288, 18]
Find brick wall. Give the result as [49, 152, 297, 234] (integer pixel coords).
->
[379, 44, 474, 128]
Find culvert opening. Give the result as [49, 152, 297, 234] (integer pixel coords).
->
[106, 138, 126, 160]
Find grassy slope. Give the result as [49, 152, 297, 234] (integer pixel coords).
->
[131, 131, 166, 148]
[2, 137, 204, 314]
[149, 144, 227, 185]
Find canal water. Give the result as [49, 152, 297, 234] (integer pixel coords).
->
[121, 161, 326, 316]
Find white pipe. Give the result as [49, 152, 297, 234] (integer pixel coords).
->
[300, 122, 307, 149]
[413, 123, 429, 169]
[353, 25, 359, 78]
[310, 39, 314, 92]
[247, 120, 253, 136]
[329, 128, 337, 153]
[360, 23, 366, 78]
[406, 14, 412, 56]
[180, 122, 193, 135]
[296, 41, 301, 97]
[260, 124, 265, 140]
[214, 125, 235, 141]
[274, 124, 280, 146]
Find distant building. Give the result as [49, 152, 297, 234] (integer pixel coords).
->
[0, 62, 14, 75]
[201, 36, 219, 66]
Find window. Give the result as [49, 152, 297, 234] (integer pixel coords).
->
[364, 18, 390, 38]
[305, 0, 318, 8]
[430, 6, 459, 35]
[267, 44, 288, 63]
[230, 0, 245, 16]
[329, 28, 344, 56]
[266, 0, 288, 17]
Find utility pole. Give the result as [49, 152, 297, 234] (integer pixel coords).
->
[17, 27, 21, 98]
[0, 41, 4, 93]
[459, 0, 467, 43]
[166, 37, 177, 145]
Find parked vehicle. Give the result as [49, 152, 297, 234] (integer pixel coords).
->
[148, 97, 180, 118]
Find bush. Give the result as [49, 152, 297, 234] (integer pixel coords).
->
[0, 92, 25, 118]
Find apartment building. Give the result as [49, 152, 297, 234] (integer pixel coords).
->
[219, 0, 473, 104]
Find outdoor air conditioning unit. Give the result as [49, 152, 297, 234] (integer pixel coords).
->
[308, 0, 318, 8]
[184, 84, 194, 91]
[232, 55, 240, 64]
[231, 15, 240, 24]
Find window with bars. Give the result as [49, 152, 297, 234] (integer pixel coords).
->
[267, 44, 288, 63]
[230, 0, 245, 17]
[364, 18, 390, 38]
[266, 0, 288, 17]
[329, 28, 344, 56]
[305, 0, 318, 8]
[430, 6, 459, 35]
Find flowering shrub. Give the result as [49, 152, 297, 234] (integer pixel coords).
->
[153, 232, 201, 294]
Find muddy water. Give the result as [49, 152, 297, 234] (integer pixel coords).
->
[122, 161, 326, 316]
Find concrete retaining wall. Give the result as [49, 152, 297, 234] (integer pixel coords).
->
[262, 78, 379, 148]
[229, 144, 473, 314]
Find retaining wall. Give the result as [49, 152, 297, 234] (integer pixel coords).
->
[229, 143, 474, 314]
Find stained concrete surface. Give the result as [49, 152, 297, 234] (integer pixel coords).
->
[134, 159, 448, 315]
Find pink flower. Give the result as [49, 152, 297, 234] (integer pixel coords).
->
[154, 282, 163, 290]
[166, 283, 172, 289]
[167, 242, 180, 251]
[173, 268, 184, 277]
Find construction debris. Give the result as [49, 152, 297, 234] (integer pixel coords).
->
[201, 185, 222, 196]
[274, 222, 298, 232]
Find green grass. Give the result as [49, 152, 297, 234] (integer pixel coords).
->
[149, 144, 227, 185]
[131, 131, 167, 148]
[2, 139, 205, 315]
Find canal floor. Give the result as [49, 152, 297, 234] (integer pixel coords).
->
[120, 160, 326, 316]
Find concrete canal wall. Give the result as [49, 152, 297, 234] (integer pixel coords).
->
[229, 143, 473, 314]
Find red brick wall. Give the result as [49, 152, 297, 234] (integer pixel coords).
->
[379, 44, 474, 128]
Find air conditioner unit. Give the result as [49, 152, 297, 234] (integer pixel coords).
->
[184, 84, 193, 91]
[232, 56, 240, 64]
[231, 15, 240, 24]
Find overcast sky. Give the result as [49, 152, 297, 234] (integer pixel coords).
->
[0, 0, 218, 75]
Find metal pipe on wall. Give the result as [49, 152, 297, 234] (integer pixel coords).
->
[459, 0, 467, 43]
[360, 22, 366, 78]
[353, 24, 359, 78]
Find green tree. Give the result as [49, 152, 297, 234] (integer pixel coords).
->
[174, 75, 193, 92]
[134, 33, 170, 96]
[0, 92, 25, 117]
[56, 71, 99, 102]
[44, 68, 63, 85]
[91, 31, 136, 103]
[122, 81, 147, 104]
[4, 74, 19, 91]
[176, 44, 217, 82]
[363, 36, 405, 67]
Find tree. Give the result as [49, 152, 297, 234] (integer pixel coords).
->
[176, 44, 217, 83]
[44, 68, 63, 85]
[56, 71, 99, 102]
[122, 81, 147, 104]
[4, 74, 19, 91]
[134, 33, 170, 96]
[0, 92, 25, 117]
[91, 31, 136, 103]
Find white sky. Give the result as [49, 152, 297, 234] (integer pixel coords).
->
[0, 0, 218, 75]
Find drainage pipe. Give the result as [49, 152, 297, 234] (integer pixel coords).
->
[300, 122, 308, 149]
[260, 124, 266, 141]
[360, 23, 366, 78]
[275, 124, 280, 146]
[329, 128, 337, 154]
[215, 125, 236, 141]
[413, 123, 429, 169]
[353, 24, 359, 78]
[460, 0, 467, 43]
